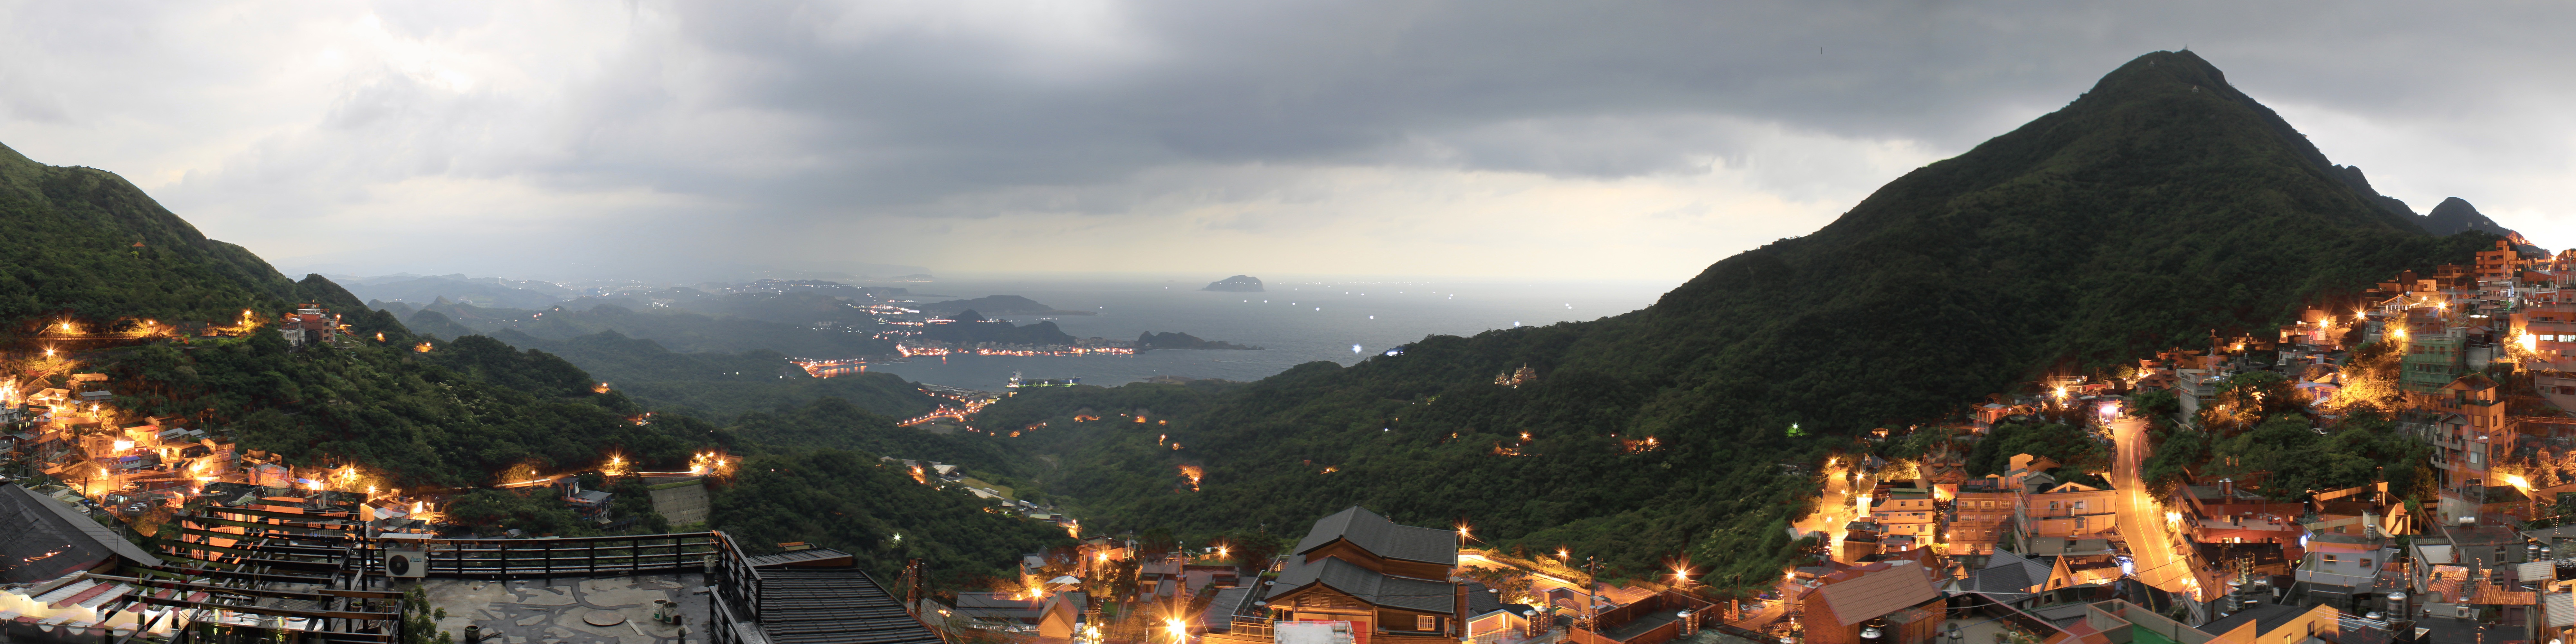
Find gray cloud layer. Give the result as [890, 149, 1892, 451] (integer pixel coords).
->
[1, 1, 2570, 280]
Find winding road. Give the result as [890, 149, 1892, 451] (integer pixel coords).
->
[2110, 415, 2204, 598]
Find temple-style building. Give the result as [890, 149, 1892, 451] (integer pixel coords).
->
[1262, 506, 1465, 644]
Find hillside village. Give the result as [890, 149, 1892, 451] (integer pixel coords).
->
[0, 56, 2546, 644]
[1676, 234, 2576, 644]
[884, 234, 2576, 644]
[734, 235, 2576, 644]
[10, 240, 2576, 644]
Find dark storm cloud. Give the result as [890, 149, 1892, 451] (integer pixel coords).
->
[495, 0, 2574, 216]
[3, 0, 2571, 278]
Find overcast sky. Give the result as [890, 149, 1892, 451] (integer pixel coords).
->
[2, 1, 2570, 282]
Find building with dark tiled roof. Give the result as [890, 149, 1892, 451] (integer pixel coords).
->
[0, 483, 162, 583]
[953, 592, 1046, 624]
[1288, 506, 1461, 577]
[1459, 582, 1537, 644]
[1948, 549, 2052, 609]
[1263, 507, 1463, 644]
[716, 568, 945, 644]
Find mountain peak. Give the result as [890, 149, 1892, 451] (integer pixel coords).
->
[2085, 50, 2237, 99]
[2423, 196, 2514, 237]
[1649, 49, 2468, 425]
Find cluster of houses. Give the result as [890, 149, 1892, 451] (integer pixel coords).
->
[0, 330, 614, 534]
[1731, 236, 2576, 644]
[928, 507, 1715, 644]
[0, 374, 238, 515]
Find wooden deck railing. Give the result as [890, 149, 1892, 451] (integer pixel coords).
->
[376, 532, 722, 578]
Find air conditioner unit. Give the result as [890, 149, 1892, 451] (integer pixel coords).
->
[385, 549, 428, 578]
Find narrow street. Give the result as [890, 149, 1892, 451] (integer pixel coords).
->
[1792, 458, 1874, 552]
[2109, 416, 2204, 598]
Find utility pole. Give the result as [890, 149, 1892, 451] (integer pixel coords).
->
[907, 559, 925, 614]
[1581, 556, 1600, 633]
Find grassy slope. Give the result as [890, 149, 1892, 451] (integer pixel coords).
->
[990, 51, 2493, 585]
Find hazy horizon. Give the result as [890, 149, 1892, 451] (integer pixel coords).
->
[300, 267, 1694, 292]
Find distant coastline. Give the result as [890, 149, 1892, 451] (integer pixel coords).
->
[1138, 331, 1261, 350]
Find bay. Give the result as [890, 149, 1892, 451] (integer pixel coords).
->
[849, 276, 1673, 390]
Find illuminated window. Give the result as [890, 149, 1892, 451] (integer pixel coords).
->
[1417, 616, 1437, 631]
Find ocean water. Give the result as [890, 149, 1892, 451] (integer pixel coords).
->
[849, 277, 1675, 390]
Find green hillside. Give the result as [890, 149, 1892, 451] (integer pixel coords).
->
[0, 142, 1065, 588]
[0, 143, 372, 326]
[489, 328, 943, 422]
[983, 51, 2496, 586]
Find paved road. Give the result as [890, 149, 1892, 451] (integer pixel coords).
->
[2109, 415, 2203, 598]
[1793, 459, 1873, 551]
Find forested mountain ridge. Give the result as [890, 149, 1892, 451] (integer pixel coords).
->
[0, 142, 374, 325]
[0, 141, 1068, 587]
[987, 51, 2502, 586]
[1606, 49, 2474, 430]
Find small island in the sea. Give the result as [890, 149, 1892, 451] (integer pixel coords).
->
[1201, 275, 1264, 292]
[1138, 331, 1262, 350]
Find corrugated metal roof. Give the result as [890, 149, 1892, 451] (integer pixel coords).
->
[1816, 567, 1938, 626]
